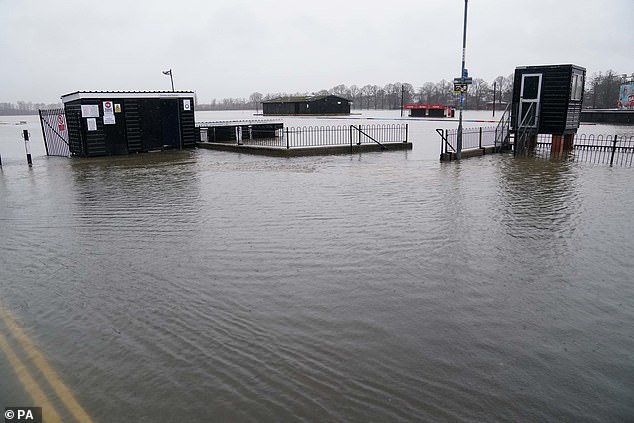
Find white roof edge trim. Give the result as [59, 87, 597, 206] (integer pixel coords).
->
[61, 91, 195, 103]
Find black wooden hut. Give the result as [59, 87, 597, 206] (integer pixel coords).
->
[262, 95, 351, 115]
[61, 91, 196, 156]
[510, 64, 586, 135]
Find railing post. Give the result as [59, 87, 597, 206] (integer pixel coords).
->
[404, 124, 408, 143]
[286, 127, 289, 149]
[349, 125, 353, 153]
[479, 127, 482, 149]
[609, 134, 618, 167]
[440, 130, 443, 156]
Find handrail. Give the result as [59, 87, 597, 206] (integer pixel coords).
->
[352, 125, 387, 150]
[436, 128, 456, 153]
[515, 102, 536, 156]
[494, 103, 512, 149]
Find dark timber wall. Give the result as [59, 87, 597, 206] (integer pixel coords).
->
[511, 64, 586, 135]
[62, 91, 196, 157]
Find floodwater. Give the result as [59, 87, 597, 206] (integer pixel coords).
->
[0, 110, 633, 422]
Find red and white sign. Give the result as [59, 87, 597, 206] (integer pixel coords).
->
[103, 101, 114, 114]
[103, 100, 116, 125]
[57, 114, 65, 131]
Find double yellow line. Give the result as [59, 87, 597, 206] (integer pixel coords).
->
[0, 304, 93, 423]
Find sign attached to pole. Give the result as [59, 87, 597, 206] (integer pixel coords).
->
[453, 83, 468, 94]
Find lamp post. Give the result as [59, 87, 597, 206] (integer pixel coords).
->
[162, 69, 174, 91]
[456, 0, 468, 160]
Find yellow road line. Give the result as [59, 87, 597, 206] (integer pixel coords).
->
[0, 332, 63, 423]
[0, 305, 94, 423]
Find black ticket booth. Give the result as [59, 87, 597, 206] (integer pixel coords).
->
[61, 91, 196, 156]
[510, 64, 585, 154]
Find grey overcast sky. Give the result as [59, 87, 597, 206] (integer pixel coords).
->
[1, 0, 632, 103]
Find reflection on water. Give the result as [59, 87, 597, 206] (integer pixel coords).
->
[1, 116, 633, 422]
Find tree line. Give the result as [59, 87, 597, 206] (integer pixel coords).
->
[0, 101, 62, 116]
[0, 70, 625, 115]
[198, 70, 626, 112]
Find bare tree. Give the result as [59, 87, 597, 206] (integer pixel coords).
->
[470, 78, 490, 109]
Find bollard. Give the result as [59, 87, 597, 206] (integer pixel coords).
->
[23, 129, 32, 166]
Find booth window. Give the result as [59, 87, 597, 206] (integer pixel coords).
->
[571, 73, 584, 101]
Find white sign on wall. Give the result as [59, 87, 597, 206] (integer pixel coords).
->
[87, 118, 97, 131]
[183, 99, 191, 111]
[103, 101, 115, 124]
[81, 104, 99, 118]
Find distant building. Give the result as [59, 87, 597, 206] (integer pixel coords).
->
[484, 101, 509, 111]
[403, 104, 454, 118]
[262, 95, 351, 115]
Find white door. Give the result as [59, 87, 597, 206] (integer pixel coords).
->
[519, 73, 542, 128]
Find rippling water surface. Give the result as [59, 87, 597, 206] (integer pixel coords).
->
[1, 111, 633, 422]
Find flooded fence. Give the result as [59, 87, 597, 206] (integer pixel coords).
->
[439, 125, 634, 167]
[284, 124, 408, 149]
[199, 123, 409, 149]
[439, 126, 502, 155]
[531, 133, 634, 166]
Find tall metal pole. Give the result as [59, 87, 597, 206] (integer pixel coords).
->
[400, 85, 404, 117]
[492, 81, 497, 117]
[456, 0, 468, 160]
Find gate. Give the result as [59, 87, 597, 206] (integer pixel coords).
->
[38, 108, 71, 157]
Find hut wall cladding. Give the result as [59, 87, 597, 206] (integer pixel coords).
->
[63, 95, 195, 156]
[512, 64, 585, 135]
[263, 95, 350, 115]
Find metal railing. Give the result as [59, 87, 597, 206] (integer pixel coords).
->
[494, 103, 512, 150]
[533, 133, 634, 166]
[283, 124, 407, 149]
[440, 126, 499, 154]
[198, 123, 408, 150]
[514, 102, 537, 157]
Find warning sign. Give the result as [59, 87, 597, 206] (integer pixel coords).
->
[103, 101, 115, 125]
[103, 101, 114, 114]
[57, 114, 65, 131]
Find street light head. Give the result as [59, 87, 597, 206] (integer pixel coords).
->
[162, 70, 171, 75]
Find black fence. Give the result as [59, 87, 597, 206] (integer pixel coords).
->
[200, 123, 409, 149]
[439, 125, 634, 166]
[532, 133, 634, 166]
[284, 124, 408, 148]
[440, 126, 501, 154]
